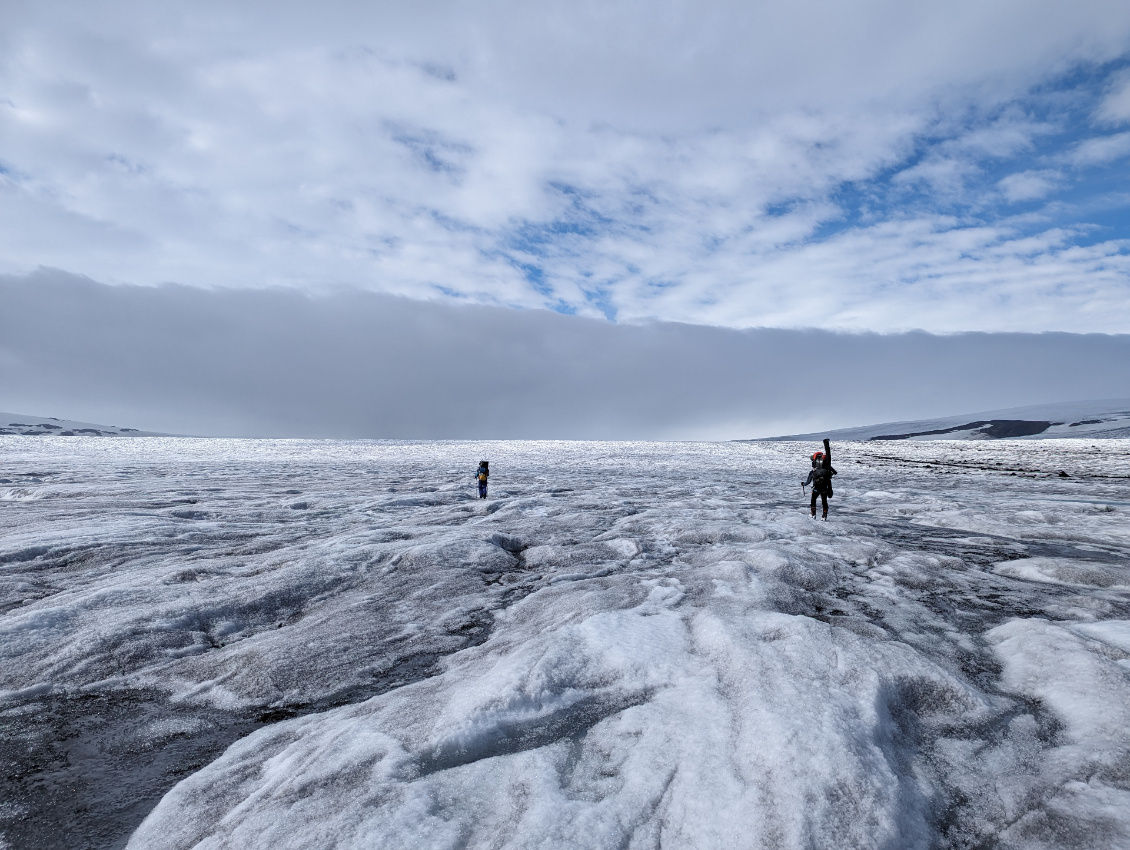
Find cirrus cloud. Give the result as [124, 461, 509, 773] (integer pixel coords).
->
[1, 0, 1130, 335]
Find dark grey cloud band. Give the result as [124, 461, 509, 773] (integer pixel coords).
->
[2, 270, 1128, 439]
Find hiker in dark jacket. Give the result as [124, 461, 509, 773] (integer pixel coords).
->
[476, 460, 489, 499]
[803, 438, 837, 520]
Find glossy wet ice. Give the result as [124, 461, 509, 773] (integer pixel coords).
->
[1, 438, 1128, 849]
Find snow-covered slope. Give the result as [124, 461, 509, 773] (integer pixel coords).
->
[761, 398, 1130, 441]
[0, 410, 166, 436]
[2, 438, 1129, 849]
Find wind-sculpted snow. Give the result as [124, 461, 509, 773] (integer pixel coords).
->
[1, 439, 1129, 849]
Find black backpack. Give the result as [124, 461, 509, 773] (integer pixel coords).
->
[811, 466, 832, 494]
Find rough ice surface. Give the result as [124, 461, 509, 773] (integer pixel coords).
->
[1, 438, 1129, 849]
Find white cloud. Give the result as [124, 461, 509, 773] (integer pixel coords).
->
[1096, 68, 1130, 125]
[892, 156, 980, 197]
[597, 217, 1130, 334]
[998, 169, 1062, 202]
[1, 0, 1130, 334]
[1068, 131, 1130, 166]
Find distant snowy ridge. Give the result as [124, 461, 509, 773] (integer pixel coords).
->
[757, 398, 1130, 441]
[0, 411, 166, 437]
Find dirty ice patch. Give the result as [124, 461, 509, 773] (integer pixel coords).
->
[127, 577, 985, 850]
[992, 557, 1129, 588]
[987, 618, 1130, 848]
[0, 487, 42, 501]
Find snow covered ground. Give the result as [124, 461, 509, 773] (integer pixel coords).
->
[2, 437, 1129, 849]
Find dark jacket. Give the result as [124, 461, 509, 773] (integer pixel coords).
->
[804, 439, 837, 494]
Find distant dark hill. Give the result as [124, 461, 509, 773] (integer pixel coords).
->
[758, 399, 1130, 441]
[0, 411, 166, 437]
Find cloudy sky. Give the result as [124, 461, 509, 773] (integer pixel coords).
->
[3, 1, 1130, 437]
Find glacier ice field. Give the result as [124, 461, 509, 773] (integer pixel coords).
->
[1, 437, 1129, 849]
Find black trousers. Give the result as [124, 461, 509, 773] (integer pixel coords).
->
[810, 490, 828, 515]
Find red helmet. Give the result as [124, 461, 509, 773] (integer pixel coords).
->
[811, 452, 824, 461]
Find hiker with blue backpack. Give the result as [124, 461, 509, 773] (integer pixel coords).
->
[476, 460, 489, 499]
[804, 438, 837, 520]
